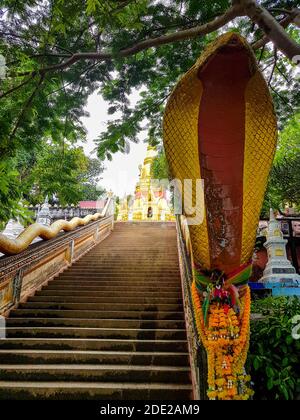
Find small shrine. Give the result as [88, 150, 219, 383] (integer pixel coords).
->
[259, 209, 300, 288]
[36, 195, 52, 226]
[1, 219, 24, 239]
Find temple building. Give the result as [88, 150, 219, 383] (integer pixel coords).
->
[117, 145, 174, 222]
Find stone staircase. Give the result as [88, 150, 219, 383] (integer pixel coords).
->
[0, 222, 192, 400]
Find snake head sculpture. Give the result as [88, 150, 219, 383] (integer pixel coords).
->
[164, 32, 277, 277]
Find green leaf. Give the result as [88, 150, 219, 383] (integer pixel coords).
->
[288, 379, 295, 390]
[267, 378, 274, 390]
[279, 384, 289, 400]
[253, 357, 260, 371]
[86, 0, 100, 15]
[282, 357, 289, 367]
[266, 366, 274, 378]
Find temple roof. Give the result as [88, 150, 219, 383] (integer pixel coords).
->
[79, 200, 105, 209]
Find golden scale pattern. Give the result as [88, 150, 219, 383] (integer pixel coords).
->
[241, 72, 277, 263]
[164, 33, 277, 271]
[164, 66, 210, 269]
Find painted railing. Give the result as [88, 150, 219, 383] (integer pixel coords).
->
[0, 197, 115, 315]
[176, 215, 208, 400]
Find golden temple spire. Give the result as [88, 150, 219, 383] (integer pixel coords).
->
[117, 144, 174, 222]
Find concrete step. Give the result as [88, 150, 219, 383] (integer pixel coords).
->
[81, 253, 178, 261]
[49, 282, 181, 289]
[44, 285, 181, 292]
[57, 273, 180, 279]
[73, 268, 179, 272]
[73, 266, 180, 270]
[9, 309, 185, 320]
[86, 248, 178, 251]
[0, 338, 188, 352]
[55, 277, 181, 284]
[0, 350, 190, 366]
[81, 257, 179, 262]
[0, 381, 193, 400]
[6, 318, 186, 329]
[78, 251, 178, 254]
[35, 290, 182, 298]
[85, 252, 179, 256]
[59, 277, 180, 282]
[78, 259, 179, 264]
[1, 222, 192, 400]
[73, 263, 180, 268]
[64, 268, 179, 273]
[0, 364, 190, 384]
[6, 327, 186, 340]
[18, 302, 183, 312]
[27, 296, 182, 304]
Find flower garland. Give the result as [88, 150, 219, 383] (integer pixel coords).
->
[191, 278, 253, 400]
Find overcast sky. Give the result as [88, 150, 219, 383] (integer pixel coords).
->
[80, 91, 148, 198]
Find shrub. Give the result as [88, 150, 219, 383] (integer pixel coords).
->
[247, 296, 300, 400]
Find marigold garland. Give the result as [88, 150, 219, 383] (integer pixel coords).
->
[192, 281, 253, 400]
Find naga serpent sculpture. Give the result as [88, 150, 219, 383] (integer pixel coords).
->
[163, 33, 277, 400]
[0, 213, 104, 256]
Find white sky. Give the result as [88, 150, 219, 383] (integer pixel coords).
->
[80, 91, 148, 198]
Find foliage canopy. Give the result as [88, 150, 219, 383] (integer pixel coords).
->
[0, 0, 300, 221]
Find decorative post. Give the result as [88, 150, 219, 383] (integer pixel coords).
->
[12, 269, 24, 304]
[36, 196, 52, 226]
[94, 224, 100, 242]
[0, 315, 5, 340]
[259, 209, 300, 288]
[65, 240, 75, 264]
[107, 191, 115, 229]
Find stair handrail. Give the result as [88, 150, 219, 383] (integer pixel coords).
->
[0, 195, 114, 257]
[0, 201, 115, 315]
[176, 215, 208, 400]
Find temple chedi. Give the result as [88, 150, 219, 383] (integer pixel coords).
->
[118, 145, 174, 222]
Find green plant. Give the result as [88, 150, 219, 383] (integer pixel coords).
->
[1, 1, 300, 218]
[0, 159, 32, 229]
[248, 296, 300, 400]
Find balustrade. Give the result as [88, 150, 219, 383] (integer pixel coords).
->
[0, 197, 114, 315]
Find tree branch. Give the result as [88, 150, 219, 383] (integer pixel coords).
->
[261, 58, 275, 73]
[45, 61, 100, 98]
[0, 75, 35, 99]
[270, 84, 294, 113]
[0, 30, 75, 55]
[110, 0, 135, 15]
[243, 0, 300, 60]
[14, 4, 244, 77]
[5, 0, 300, 83]
[53, 44, 74, 55]
[268, 47, 277, 86]
[6, 53, 72, 67]
[268, 8, 295, 15]
[275, 64, 291, 84]
[9, 74, 45, 142]
[252, 10, 300, 50]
